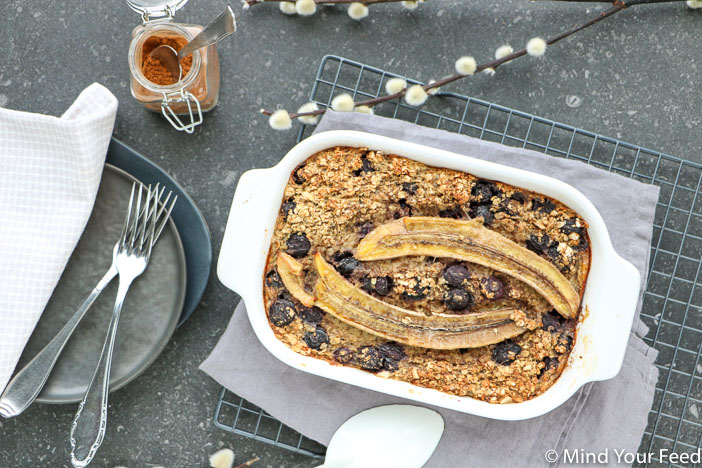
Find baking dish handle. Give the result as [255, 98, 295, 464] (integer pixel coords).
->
[586, 253, 642, 382]
[217, 168, 274, 296]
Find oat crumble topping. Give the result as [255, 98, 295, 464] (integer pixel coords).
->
[263, 146, 590, 403]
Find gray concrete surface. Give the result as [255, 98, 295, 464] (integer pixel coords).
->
[0, 0, 700, 466]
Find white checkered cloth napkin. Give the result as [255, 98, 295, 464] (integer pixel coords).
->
[0, 83, 117, 394]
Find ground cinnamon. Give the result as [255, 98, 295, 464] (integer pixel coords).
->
[141, 35, 193, 86]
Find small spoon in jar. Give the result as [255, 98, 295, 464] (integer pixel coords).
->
[149, 6, 236, 83]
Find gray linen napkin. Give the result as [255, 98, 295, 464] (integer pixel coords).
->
[202, 111, 660, 467]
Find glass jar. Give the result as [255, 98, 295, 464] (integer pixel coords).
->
[126, 0, 221, 133]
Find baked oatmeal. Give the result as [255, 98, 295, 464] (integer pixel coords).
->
[263, 146, 591, 403]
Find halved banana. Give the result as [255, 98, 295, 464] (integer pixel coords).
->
[356, 217, 580, 318]
[276, 252, 315, 307]
[313, 253, 525, 349]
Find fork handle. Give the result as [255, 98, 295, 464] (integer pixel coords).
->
[0, 268, 117, 419]
[69, 276, 133, 468]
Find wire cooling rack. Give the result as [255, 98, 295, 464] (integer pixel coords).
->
[214, 55, 702, 466]
[213, 388, 326, 458]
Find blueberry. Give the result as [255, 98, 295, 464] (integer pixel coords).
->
[332, 251, 353, 262]
[545, 244, 562, 264]
[469, 203, 494, 225]
[300, 306, 325, 324]
[269, 299, 296, 327]
[439, 206, 465, 219]
[357, 346, 384, 372]
[353, 156, 374, 176]
[364, 276, 393, 296]
[265, 269, 283, 289]
[383, 359, 399, 372]
[333, 347, 355, 364]
[379, 342, 405, 361]
[286, 232, 311, 258]
[526, 234, 551, 255]
[537, 356, 559, 378]
[510, 191, 526, 203]
[526, 235, 561, 267]
[480, 276, 504, 300]
[472, 180, 501, 203]
[557, 334, 574, 353]
[443, 288, 473, 311]
[532, 198, 556, 214]
[497, 199, 515, 216]
[400, 279, 429, 301]
[303, 326, 329, 350]
[358, 222, 374, 238]
[541, 311, 563, 331]
[492, 340, 522, 366]
[561, 218, 584, 236]
[442, 264, 470, 287]
[373, 276, 392, 296]
[397, 198, 412, 217]
[292, 165, 306, 184]
[401, 182, 418, 195]
[337, 257, 360, 278]
[576, 236, 589, 251]
[281, 199, 296, 220]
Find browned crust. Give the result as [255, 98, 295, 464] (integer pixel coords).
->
[260, 146, 590, 403]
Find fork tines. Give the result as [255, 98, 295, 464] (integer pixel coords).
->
[121, 183, 178, 250]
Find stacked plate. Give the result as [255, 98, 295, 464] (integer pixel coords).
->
[15, 140, 212, 404]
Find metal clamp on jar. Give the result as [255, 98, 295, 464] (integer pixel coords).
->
[126, 0, 226, 133]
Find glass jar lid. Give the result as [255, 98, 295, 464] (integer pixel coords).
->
[126, 0, 189, 19]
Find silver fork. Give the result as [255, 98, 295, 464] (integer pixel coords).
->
[69, 183, 161, 467]
[0, 184, 177, 419]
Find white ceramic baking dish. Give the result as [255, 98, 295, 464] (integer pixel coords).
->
[218, 130, 641, 420]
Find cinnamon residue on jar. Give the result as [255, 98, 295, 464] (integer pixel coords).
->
[141, 35, 193, 86]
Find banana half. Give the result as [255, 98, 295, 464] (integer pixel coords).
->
[356, 217, 580, 319]
[274, 251, 526, 349]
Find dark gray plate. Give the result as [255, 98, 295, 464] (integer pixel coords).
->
[16, 164, 187, 404]
[106, 138, 212, 326]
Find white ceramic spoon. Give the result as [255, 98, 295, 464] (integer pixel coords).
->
[318, 405, 445, 468]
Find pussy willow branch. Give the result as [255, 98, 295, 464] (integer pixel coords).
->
[261, 4, 624, 119]
[246, 0, 407, 6]
[261, 0, 686, 121]
[233, 456, 260, 468]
